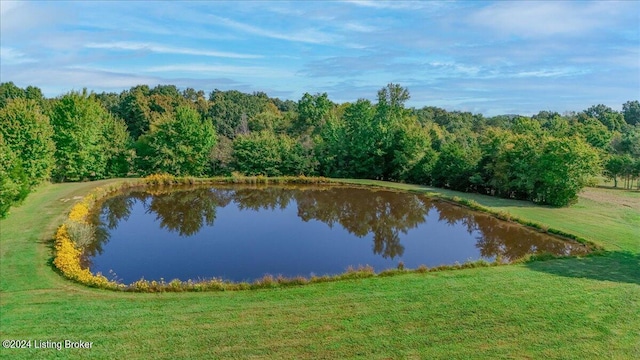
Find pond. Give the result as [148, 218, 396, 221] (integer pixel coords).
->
[85, 184, 588, 283]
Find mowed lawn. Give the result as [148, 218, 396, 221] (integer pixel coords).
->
[0, 180, 638, 359]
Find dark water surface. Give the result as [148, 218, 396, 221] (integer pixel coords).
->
[86, 185, 588, 283]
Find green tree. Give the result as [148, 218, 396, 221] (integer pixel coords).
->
[0, 98, 55, 185]
[432, 140, 480, 191]
[210, 135, 234, 176]
[232, 131, 279, 176]
[494, 134, 540, 199]
[208, 90, 268, 139]
[102, 115, 133, 177]
[543, 115, 571, 138]
[390, 119, 435, 183]
[376, 83, 410, 113]
[474, 128, 511, 195]
[315, 114, 348, 178]
[622, 100, 640, 126]
[50, 91, 112, 181]
[584, 104, 625, 131]
[116, 85, 151, 140]
[136, 106, 216, 176]
[295, 92, 332, 134]
[249, 102, 287, 133]
[0, 135, 30, 218]
[232, 131, 315, 176]
[603, 154, 632, 188]
[511, 116, 542, 136]
[574, 117, 613, 150]
[0, 82, 25, 108]
[533, 137, 600, 206]
[342, 99, 379, 178]
[375, 83, 411, 180]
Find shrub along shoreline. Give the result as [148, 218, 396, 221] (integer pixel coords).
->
[52, 174, 598, 292]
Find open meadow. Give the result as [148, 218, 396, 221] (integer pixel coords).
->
[1, 179, 638, 359]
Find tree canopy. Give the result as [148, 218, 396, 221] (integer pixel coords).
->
[1, 81, 637, 215]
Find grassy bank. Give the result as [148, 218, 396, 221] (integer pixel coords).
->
[1, 179, 638, 359]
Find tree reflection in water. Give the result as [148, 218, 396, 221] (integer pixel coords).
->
[431, 201, 585, 261]
[88, 185, 587, 263]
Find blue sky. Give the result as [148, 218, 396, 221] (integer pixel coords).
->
[1, 0, 638, 116]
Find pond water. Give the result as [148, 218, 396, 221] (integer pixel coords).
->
[85, 185, 588, 283]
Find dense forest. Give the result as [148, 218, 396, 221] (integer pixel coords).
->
[1, 81, 639, 217]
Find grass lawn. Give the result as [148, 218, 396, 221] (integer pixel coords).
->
[1, 179, 638, 359]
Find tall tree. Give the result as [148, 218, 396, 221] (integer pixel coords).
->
[342, 99, 380, 178]
[377, 83, 410, 112]
[233, 131, 315, 176]
[102, 115, 133, 177]
[295, 92, 332, 133]
[117, 85, 151, 140]
[0, 135, 30, 218]
[0, 98, 55, 185]
[584, 104, 625, 131]
[533, 137, 600, 206]
[208, 90, 268, 139]
[603, 154, 632, 188]
[50, 91, 111, 181]
[622, 100, 640, 126]
[0, 82, 25, 108]
[135, 106, 216, 176]
[432, 139, 480, 191]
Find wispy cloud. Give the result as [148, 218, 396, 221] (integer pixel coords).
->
[342, 22, 379, 33]
[469, 1, 630, 38]
[2, 66, 159, 91]
[342, 0, 425, 10]
[85, 42, 262, 59]
[210, 15, 336, 44]
[0, 47, 36, 64]
[144, 64, 293, 78]
[510, 68, 589, 79]
[0, 1, 21, 16]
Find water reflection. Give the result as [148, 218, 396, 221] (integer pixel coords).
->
[87, 185, 588, 282]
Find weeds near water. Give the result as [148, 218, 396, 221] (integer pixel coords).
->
[63, 220, 95, 249]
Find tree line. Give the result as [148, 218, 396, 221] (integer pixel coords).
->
[1, 81, 639, 217]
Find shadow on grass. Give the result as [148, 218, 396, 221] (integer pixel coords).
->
[594, 185, 640, 192]
[526, 251, 640, 285]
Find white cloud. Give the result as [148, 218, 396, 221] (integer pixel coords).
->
[342, 22, 378, 33]
[210, 15, 336, 44]
[144, 64, 293, 78]
[2, 66, 159, 94]
[0, 1, 21, 16]
[0, 47, 36, 64]
[342, 1, 425, 10]
[511, 68, 588, 78]
[469, 1, 630, 38]
[85, 41, 262, 59]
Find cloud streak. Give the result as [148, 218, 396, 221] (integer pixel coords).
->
[469, 1, 630, 38]
[85, 42, 262, 59]
[209, 15, 337, 44]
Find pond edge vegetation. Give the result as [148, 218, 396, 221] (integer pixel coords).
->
[52, 174, 602, 293]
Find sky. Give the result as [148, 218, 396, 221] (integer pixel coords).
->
[1, 0, 638, 116]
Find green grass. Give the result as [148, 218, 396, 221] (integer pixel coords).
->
[1, 179, 638, 359]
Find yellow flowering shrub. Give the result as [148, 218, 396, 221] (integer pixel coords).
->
[67, 203, 89, 223]
[53, 225, 82, 274]
[53, 192, 122, 290]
